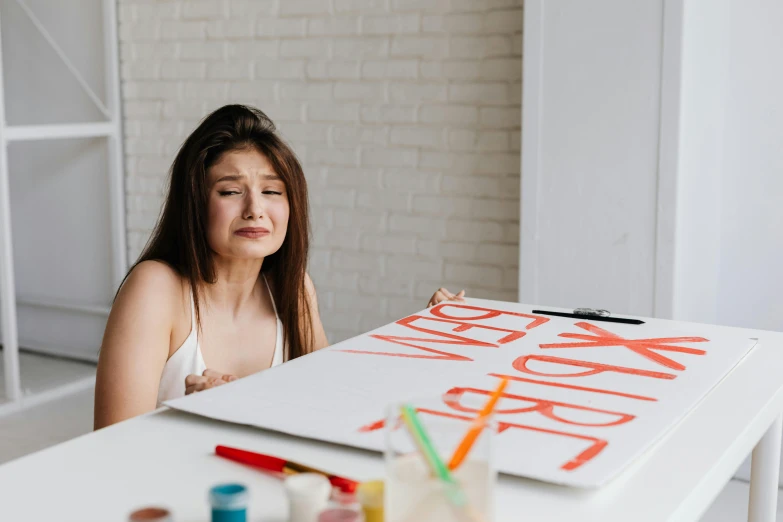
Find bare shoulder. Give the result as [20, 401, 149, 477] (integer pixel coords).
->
[115, 260, 185, 317]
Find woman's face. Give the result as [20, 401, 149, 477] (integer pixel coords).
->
[206, 147, 289, 261]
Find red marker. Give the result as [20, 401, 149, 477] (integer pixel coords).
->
[215, 445, 358, 493]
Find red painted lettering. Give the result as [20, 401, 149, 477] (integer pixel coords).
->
[512, 354, 676, 380]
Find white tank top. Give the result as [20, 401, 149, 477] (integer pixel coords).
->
[156, 275, 284, 406]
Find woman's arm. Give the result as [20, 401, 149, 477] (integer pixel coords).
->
[304, 272, 329, 351]
[94, 261, 180, 429]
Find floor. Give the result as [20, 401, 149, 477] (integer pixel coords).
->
[0, 354, 781, 520]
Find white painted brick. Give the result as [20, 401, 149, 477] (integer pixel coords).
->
[386, 256, 443, 278]
[450, 35, 512, 59]
[306, 61, 361, 80]
[476, 152, 519, 175]
[334, 82, 385, 102]
[485, 9, 523, 34]
[122, 62, 160, 80]
[445, 219, 503, 242]
[120, 23, 161, 41]
[280, 39, 330, 58]
[471, 198, 518, 220]
[333, 293, 385, 315]
[120, 42, 134, 61]
[320, 309, 361, 330]
[180, 41, 224, 60]
[227, 81, 274, 100]
[389, 82, 447, 103]
[451, 0, 520, 11]
[331, 126, 389, 146]
[480, 58, 522, 80]
[206, 19, 255, 39]
[308, 103, 360, 122]
[308, 16, 360, 36]
[280, 0, 331, 16]
[162, 100, 207, 119]
[359, 277, 414, 298]
[392, 0, 450, 12]
[259, 100, 304, 123]
[161, 61, 206, 80]
[441, 175, 501, 197]
[123, 81, 181, 100]
[381, 169, 440, 193]
[131, 42, 178, 60]
[316, 272, 360, 291]
[362, 14, 420, 35]
[229, 0, 276, 16]
[126, 175, 166, 195]
[118, 5, 135, 23]
[140, 120, 179, 136]
[160, 21, 206, 40]
[312, 229, 362, 249]
[257, 18, 307, 38]
[391, 36, 449, 58]
[361, 60, 418, 80]
[389, 214, 447, 239]
[419, 105, 478, 125]
[335, 0, 388, 14]
[135, 3, 180, 20]
[386, 297, 421, 321]
[127, 211, 158, 231]
[255, 59, 306, 79]
[309, 248, 332, 270]
[510, 130, 521, 151]
[332, 251, 384, 275]
[356, 189, 410, 212]
[279, 82, 332, 101]
[509, 82, 522, 104]
[422, 60, 482, 80]
[326, 167, 381, 187]
[502, 267, 519, 289]
[333, 38, 389, 58]
[183, 1, 227, 20]
[445, 263, 502, 288]
[227, 41, 279, 59]
[475, 131, 510, 151]
[411, 195, 471, 216]
[512, 33, 522, 56]
[479, 107, 520, 128]
[414, 280, 464, 300]
[360, 105, 416, 123]
[416, 240, 477, 260]
[124, 100, 162, 118]
[308, 147, 359, 166]
[422, 13, 484, 33]
[278, 123, 330, 143]
[136, 156, 172, 176]
[499, 176, 520, 199]
[361, 234, 416, 254]
[310, 187, 357, 208]
[448, 83, 507, 104]
[390, 127, 445, 148]
[476, 243, 519, 265]
[448, 129, 476, 150]
[361, 147, 417, 167]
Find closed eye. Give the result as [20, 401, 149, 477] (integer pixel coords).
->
[263, 190, 283, 195]
[218, 191, 240, 196]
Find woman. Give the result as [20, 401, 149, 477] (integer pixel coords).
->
[94, 105, 464, 429]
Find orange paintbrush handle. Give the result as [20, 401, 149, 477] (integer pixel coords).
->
[448, 378, 509, 471]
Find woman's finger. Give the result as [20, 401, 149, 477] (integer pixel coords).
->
[185, 374, 205, 387]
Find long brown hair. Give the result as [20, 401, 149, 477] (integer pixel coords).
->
[122, 104, 312, 361]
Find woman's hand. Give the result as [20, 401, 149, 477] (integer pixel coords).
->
[427, 287, 466, 308]
[185, 369, 237, 395]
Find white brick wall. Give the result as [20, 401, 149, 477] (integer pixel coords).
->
[119, 0, 522, 342]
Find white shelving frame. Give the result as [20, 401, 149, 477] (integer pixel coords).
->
[0, 0, 126, 413]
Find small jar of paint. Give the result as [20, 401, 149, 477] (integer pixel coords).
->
[128, 507, 173, 522]
[209, 483, 248, 522]
[284, 473, 332, 522]
[318, 489, 366, 522]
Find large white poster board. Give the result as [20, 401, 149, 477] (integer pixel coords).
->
[166, 299, 756, 488]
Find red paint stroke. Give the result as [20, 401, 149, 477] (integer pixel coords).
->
[540, 322, 708, 371]
[430, 303, 550, 331]
[443, 386, 635, 428]
[513, 354, 676, 380]
[489, 373, 657, 402]
[357, 408, 606, 471]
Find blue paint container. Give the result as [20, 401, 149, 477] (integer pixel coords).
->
[209, 483, 248, 522]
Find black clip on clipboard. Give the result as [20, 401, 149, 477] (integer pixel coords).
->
[531, 308, 645, 325]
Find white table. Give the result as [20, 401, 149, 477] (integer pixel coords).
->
[2, 330, 783, 522]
